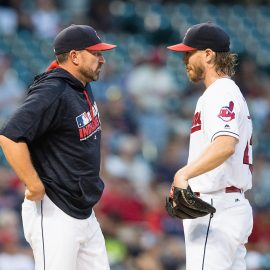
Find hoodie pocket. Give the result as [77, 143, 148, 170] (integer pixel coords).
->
[78, 176, 104, 204]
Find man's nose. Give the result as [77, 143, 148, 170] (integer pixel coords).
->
[99, 55, 105, 64]
[183, 54, 188, 65]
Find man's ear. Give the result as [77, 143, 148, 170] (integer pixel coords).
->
[70, 50, 79, 65]
[204, 49, 216, 64]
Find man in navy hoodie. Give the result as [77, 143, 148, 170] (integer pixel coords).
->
[0, 24, 116, 270]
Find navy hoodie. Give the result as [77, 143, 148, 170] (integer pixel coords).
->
[0, 68, 104, 219]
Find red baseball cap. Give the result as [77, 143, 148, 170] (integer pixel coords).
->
[53, 24, 116, 55]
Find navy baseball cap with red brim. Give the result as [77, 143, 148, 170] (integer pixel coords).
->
[54, 24, 116, 55]
[167, 22, 230, 52]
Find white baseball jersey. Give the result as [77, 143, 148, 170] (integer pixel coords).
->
[188, 78, 253, 193]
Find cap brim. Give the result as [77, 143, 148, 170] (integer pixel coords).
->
[86, 43, 117, 51]
[167, 43, 197, 52]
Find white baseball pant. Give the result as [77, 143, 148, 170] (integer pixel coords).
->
[21, 194, 110, 270]
[183, 192, 253, 270]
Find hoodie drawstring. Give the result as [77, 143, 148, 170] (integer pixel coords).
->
[83, 90, 95, 122]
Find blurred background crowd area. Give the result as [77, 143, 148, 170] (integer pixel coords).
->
[1, 0, 270, 269]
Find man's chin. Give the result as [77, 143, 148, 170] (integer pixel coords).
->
[187, 75, 197, 83]
[187, 74, 201, 83]
[89, 74, 99, 82]
[190, 78, 200, 83]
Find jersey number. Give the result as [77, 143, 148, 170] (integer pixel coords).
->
[243, 136, 253, 173]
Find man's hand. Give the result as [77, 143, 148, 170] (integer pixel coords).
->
[25, 180, 45, 201]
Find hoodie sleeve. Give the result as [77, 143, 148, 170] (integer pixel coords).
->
[0, 79, 63, 143]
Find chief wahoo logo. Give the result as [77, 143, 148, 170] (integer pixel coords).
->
[218, 101, 235, 122]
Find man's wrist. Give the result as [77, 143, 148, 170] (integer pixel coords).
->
[28, 179, 44, 192]
[175, 169, 189, 182]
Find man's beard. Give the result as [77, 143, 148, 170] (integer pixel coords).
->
[187, 65, 204, 83]
[79, 65, 101, 82]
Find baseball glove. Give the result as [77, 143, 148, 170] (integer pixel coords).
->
[165, 185, 216, 219]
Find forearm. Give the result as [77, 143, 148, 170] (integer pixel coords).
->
[0, 135, 43, 192]
[174, 136, 237, 187]
[182, 140, 234, 178]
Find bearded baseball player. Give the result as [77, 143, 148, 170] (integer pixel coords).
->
[0, 25, 116, 270]
[166, 22, 253, 269]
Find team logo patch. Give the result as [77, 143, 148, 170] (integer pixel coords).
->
[218, 101, 235, 122]
[191, 111, 201, 133]
[76, 112, 91, 128]
[76, 103, 100, 141]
